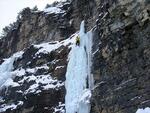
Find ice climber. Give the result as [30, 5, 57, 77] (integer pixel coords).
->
[76, 35, 80, 46]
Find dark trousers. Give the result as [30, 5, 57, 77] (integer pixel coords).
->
[76, 40, 80, 46]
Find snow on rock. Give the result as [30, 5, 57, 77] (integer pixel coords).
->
[0, 51, 23, 88]
[11, 68, 26, 77]
[0, 32, 77, 93]
[12, 64, 49, 77]
[0, 101, 23, 112]
[65, 21, 93, 113]
[55, 66, 65, 70]
[26, 64, 49, 73]
[136, 107, 150, 113]
[44, 7, 65, 14]
[43, 0, 70, 14]
[34, 35, 76, 55]
[53, 102, 65, 113]
[23, 74, 64, 94]
[0, 29, 81, 113]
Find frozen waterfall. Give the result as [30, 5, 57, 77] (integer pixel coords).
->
[0, 51, 23, 88]
[65, 21, 93, 113]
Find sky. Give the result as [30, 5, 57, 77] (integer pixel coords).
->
[0, 0, 61, 35]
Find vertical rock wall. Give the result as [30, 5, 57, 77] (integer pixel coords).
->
[91, 0, 150, 113]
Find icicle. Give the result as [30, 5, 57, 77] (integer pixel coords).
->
[79, 21, 85, 35]
[86, 31, 94, 89]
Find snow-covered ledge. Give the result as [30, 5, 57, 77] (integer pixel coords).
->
[136, 107, 150, 113]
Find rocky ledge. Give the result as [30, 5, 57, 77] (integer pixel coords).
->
[0, 35, 75, 113]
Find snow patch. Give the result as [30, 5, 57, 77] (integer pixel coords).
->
[53, 102, 65, 113]
[136, 107, 150, 113]
[11, 68, 26, 77]
[0, 101, 23, 112]
[55, 66, 65, 70]
[44, 7, 65, 14]
[34, 35, 76, 55]
[12, 64, 49, 78]
[23, 74, 64, 94]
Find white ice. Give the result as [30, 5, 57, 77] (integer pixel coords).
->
[0, 51, 23, 88]
[65, 21, 93, 113]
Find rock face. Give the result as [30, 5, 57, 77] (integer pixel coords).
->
[0, 0, 149, 113]
[91, 0, 150, 113]
[0, 1, 75, 58]
[0, 0, 97, 59]
[0, 39, 72, 113]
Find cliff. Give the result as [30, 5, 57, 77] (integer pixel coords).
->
[91, 0, 150, 113]
[0, 0, 150, 113]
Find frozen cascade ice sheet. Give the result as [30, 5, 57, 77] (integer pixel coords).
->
[65, 21, 93, 113]
[0, 51, 23, 88]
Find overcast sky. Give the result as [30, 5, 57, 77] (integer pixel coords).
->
[0, 0, 61, 35]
